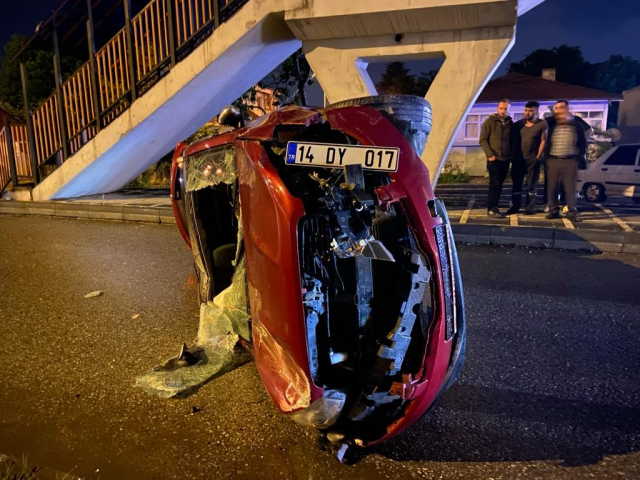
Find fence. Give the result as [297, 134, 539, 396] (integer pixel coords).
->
[0, 0, 248, 194]
[0, 123, 33, 193]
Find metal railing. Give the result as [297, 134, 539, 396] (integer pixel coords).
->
[0, 0, 248, 192]
[0, 123, 33, 194]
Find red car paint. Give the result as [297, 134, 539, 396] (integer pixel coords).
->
[172, 104, 456, 445]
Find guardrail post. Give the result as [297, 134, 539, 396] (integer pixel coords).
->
[20, 62, 39, 185]
[123, 0, 138, 101]
[86, 0, 102, 132]
[52, 16, 69, 165]
[165, 0, 177, 67]
[214, 0, 220, 28]
[4, 117, 19, 187]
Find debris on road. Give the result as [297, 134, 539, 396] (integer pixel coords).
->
[131, 313, 141, 320]
[84, 291, 103, 298]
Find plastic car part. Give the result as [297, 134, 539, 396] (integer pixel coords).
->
[290, 390, 347, 429]
[135, 258, 249, 398]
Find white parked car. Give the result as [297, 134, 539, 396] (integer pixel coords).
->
[578, 144, 640, 203]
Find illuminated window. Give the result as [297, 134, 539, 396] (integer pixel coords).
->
[574, 110, 605, 129]
[463, 114, 490, 140]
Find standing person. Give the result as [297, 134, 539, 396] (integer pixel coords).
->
[544, 100, 587, 222]
[479, 99, 513, 217]
[507, 101, 548, 215]
[543, 100, 592, 211]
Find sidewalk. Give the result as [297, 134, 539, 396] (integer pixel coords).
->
[0, 188, 175, 224]
[2, 187, 640, 254]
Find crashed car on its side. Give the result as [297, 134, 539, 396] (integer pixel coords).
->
[170, 95, 466, 456]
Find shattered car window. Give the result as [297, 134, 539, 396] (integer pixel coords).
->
[186, 146, 237, 192]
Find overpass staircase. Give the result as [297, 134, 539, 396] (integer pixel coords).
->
[0, 0, 543, 201]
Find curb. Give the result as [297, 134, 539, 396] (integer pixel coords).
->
[2, 201, 639, 254]
[0, 200, 176, 225]
[452, 224, 640, 254]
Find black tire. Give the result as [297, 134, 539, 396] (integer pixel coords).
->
[329, 95, 432, 156]
[583, 183, 606, 202]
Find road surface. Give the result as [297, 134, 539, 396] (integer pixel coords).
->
[1, 215, 639, 479]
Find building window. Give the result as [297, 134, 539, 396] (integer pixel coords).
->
[574, 111, 604, 130]
[463, 114, 490, 140]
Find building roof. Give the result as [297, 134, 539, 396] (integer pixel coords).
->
[476, 72, 623, 103]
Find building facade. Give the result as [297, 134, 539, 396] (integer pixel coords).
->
[446, 72, 622, 176]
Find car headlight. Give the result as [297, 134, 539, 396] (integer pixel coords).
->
[290, 390, 346, 429]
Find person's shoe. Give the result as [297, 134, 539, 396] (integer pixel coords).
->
[545, 212, 560, 219]
[566, 211, 580, 223]
[505, 206, 520, 216]
[487, 208, 505, 218]
[543, 205, 550, 213]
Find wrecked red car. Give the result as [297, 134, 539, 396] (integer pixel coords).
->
[169, 95, 465, 458]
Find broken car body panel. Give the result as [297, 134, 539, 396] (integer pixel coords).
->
[171, 98, 464, 448]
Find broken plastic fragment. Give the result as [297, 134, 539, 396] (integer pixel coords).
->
[135, 258, 250, 398]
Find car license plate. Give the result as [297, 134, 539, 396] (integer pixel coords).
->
[286, 142, 399, 172]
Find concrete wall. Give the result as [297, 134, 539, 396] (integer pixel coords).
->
[289, 0, 525, 186]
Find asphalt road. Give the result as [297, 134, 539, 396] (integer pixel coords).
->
[1, 215, 639, 480]
[435, 183, 640, 232]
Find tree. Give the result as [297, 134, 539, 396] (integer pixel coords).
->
[232, 49, 314, 117]
[590, 54, 640, 95]
[376, 62, 437, 96]
[509, 45, 589, 87]
[377, 62, 416, 95]
[264, 49, 314, 107]
[0, 34, 81, 117]
[509, 46, 640, 96]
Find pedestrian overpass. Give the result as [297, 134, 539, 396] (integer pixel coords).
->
[0, 0, 544, 201]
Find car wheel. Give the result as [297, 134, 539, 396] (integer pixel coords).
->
[583, 183, 606, 202]
[329, 95, 432, 156]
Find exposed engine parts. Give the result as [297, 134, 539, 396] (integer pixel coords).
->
[295, 153, 435, 449]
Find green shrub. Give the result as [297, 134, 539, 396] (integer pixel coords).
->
[438, 170, 470, 184]
[126, 155, 172, 188]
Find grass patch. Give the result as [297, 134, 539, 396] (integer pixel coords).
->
[438, 170, 470, 184]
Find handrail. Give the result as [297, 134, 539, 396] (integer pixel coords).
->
[14, 0, 249, 183]
[0, 123, 33, 194]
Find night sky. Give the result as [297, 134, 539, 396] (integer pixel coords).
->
[1, 0, 638, 100]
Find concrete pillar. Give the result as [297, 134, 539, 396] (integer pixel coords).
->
[303, 26, 514, 186]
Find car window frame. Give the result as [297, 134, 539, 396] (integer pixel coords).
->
[603, 146, 640, 167]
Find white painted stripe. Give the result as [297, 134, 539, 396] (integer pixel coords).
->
[459, 197, 475, 224]
[562, 218, 575, 230]
[595, 203, 634, 232]
[510, 214, 518, 226]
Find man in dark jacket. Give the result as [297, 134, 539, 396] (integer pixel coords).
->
[543, 100, 592, 212]
[544, 100, 587, 221]
[479, 99, 513, 217]
[507, 101, 547, 215]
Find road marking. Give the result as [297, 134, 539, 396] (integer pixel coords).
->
[459, 197, 475, 224]
[595, 203, 634, 232]
[562, 218, 575, 230]
[510, 214, 518, 226]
